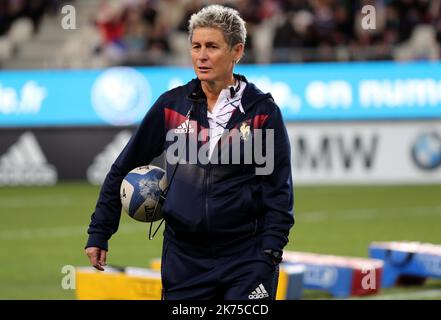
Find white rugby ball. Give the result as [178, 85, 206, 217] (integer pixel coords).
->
[120, 165, 167, 222]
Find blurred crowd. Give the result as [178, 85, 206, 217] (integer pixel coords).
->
[271, 0, 441, 61]
[0, 0, 64, 35]
[1, 0, 441, 66]
[91, 0, 441, 65]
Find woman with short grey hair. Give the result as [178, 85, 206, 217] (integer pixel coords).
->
[187, 4, 247, 115]
[188, 4, 247, 49]
[85, 4, 294, 301]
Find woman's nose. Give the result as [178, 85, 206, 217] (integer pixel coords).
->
[198, 47, 208, 60]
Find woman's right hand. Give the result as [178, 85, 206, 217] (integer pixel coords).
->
[85, 247, 107, 271]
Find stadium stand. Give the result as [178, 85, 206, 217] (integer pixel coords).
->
[0, 0, 440, 70]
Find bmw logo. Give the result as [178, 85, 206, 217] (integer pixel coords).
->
[411, 132, 441, 170]
[91, 67, 151, 126]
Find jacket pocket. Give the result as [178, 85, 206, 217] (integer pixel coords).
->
[258, 245, 277, 269]
[243, 183, 263, 216]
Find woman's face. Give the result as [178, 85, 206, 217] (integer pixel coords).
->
[191, 27, 243, 84]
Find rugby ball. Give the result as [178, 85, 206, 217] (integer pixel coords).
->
[120, 165, 167, 222]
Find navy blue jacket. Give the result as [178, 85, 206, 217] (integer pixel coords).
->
[86, 74, 294, 255]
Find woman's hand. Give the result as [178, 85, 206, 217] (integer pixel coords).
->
[85, 247, 107, 271]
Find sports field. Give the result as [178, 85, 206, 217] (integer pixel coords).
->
[1, 183, 440, 300]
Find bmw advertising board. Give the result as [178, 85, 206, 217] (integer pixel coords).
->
[0, 121, 440, 186]
[411, 132, 441, 171]
[286, 121, 441, 185]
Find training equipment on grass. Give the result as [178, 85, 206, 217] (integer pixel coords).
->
[76, 262, 305, 300]
[120, 165, 167, 222]
[76, 266, 162, 300]
[369, 241, 441, 288]
[149, 258, 305, 300]
[276, 264, 305, 300]
[282, 251, 384, 298]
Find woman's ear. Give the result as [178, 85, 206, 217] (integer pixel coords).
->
[233, 43, 244, 63]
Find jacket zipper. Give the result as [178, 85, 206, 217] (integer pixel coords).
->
[205, 164, 211, 233]
[198, 101, 212, 236]
[201, 96, 266, 253]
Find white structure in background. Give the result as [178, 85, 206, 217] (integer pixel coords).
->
[0, 132, 57, 186]
[87, 130, 132, 185]
[288, 121, 441, 185]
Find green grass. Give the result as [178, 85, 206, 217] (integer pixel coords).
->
[1, 183, 440, 299]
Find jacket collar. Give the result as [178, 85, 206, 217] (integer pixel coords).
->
[186, 74, 272, 113]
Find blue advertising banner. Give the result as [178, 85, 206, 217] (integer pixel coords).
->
[0, 61, 440, 127]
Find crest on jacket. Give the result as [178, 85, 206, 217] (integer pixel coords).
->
[240, 122, 250, 141]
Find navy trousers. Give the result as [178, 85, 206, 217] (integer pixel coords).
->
[161, 238, 279, 300]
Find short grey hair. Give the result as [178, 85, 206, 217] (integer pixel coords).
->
[188, 5, 247, 48]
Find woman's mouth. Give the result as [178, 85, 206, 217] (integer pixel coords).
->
[198, 67, 211, 72]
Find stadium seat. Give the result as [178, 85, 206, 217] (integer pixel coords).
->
[0, 36, 14, 60]
[7, 18, 34, 46]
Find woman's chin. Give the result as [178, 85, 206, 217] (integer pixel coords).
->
[197, 73, 214, 82]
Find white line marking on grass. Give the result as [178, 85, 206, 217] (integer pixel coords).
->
[0, 223, 146, 241]
[0, 196, 77, 209]
[3, 206, 440, 239]
[298, 205, 441, 223]
[300, 211, 329, 222]
[358, 289, 441, 300]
